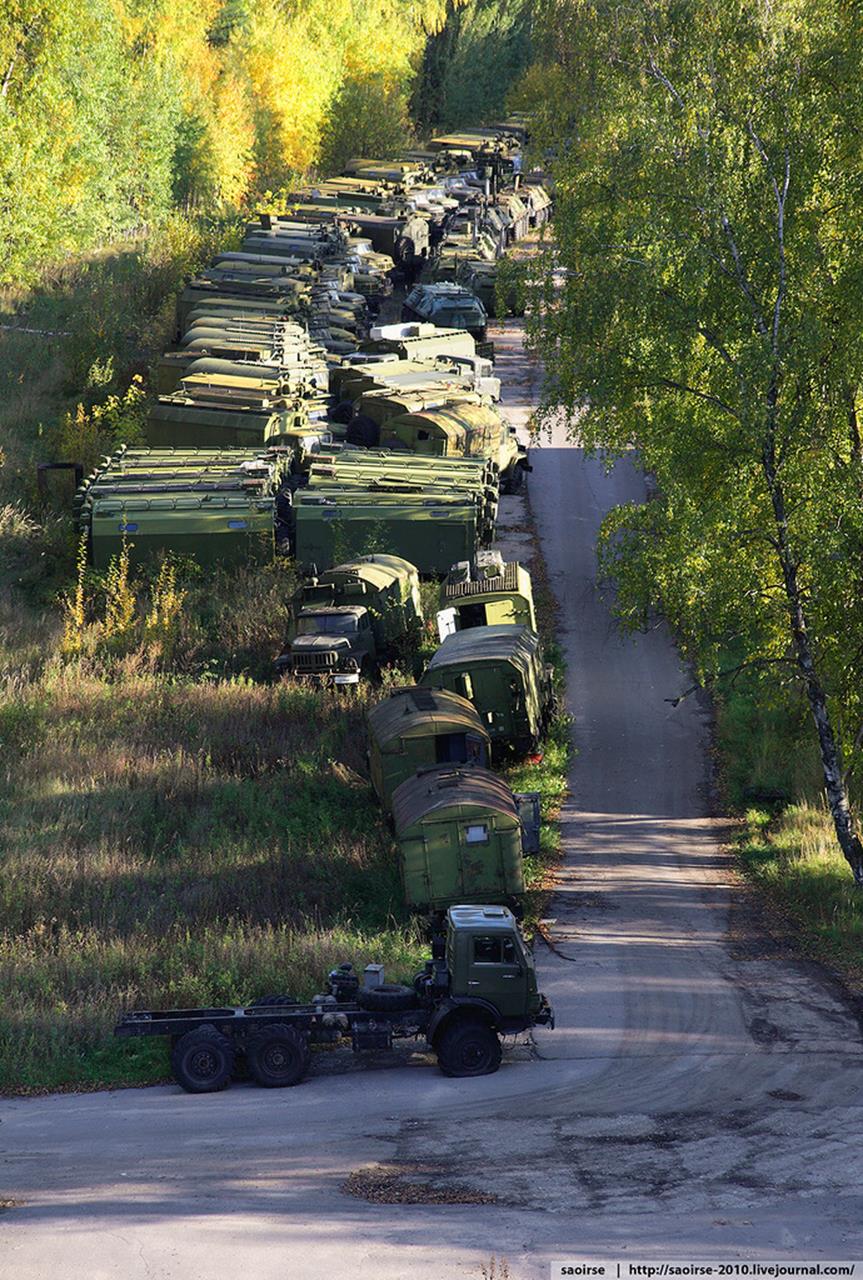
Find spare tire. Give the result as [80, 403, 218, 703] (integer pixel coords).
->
[356, 983, 416, 1013]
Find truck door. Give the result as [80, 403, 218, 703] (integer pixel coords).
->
[466, 932, 528, 1018]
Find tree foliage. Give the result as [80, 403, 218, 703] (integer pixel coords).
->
[0, 0, 464, 283]
[413, 0, 533, 131]
[520, 0, 863, 880]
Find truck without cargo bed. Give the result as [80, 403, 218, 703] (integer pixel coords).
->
[114, 905, 553, 1092]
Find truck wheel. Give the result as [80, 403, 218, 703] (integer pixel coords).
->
[171, 1025, 235, 1094]
[249, 994, 298, 1007]
[356, 983, 416, 1013]
[247, 1024, 310, 1088]
[436, 1018, 502, 1078]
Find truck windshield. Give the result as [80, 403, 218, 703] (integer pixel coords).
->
[297, 614, 358, 635]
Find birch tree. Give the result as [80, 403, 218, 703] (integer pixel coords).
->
[525, 0, 863, 881]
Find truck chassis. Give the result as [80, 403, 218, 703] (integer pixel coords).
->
[116, 985, 553, 1093]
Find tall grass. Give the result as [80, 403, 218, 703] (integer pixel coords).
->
[738, 801, 863, 989]
[0, 665, 425, 1090]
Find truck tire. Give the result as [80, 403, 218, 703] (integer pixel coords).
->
[171, 1025, 235, 1094]
[435, 1017, 502, 1077]
[249, 994, 298, 1007]
[356, 983, 416, 1013]
[247, 1023, 310, 1088]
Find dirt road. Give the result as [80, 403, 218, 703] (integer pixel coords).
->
[2, 324, 862, 1280]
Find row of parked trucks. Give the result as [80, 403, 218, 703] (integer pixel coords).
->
[109, 120, 558, 1088]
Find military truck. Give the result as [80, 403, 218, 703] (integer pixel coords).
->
[276, 554, 422, 681]
[344, 385, 492, 449]
[361, 322, 477, 364]
[420, 624, 552, 754]
[437, 554, 536, 638]
[379, 401, 529, 493]
[276, 605, 375, 684]
[114, 904, 554, 1091]
[391, 766, 541, 913]
[402, 282, 488, 343]
[367, 686, 492, 811]
[291, 492, 485, 576]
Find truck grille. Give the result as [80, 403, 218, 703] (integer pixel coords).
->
[294, 650, 338, 670]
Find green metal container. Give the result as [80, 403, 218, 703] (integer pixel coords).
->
[86, 493, 276, 569]
[391, 765, 526, 912]
[367, 686, 491, 812]
[361, 324, 477, 363]
[420, 624, 550, 753]
[146, 395, 311, 450]
[292, 494, 480, 575]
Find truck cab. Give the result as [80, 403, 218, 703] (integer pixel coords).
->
[276, 605, 376, 683]
[421, 905, 553, 1073]
[446, 905, 544, 1024]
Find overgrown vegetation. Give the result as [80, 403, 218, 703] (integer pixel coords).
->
[515, 0, 863, 971]
[0, 662, 428, 1090]
[412, 0, 533, 132]
[0, 496, 564, 1092]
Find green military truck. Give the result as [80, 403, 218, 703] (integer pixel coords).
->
[114, 904, 553, 1091]
[420, 624, 552, 754]
[367, 686, 492, 811]
[291, 491, 485, 577]
[276, 554, 422, 682]
[379, 401, 529, 494]
[391, 766, 541, 913]
[437, 554, 536, 638]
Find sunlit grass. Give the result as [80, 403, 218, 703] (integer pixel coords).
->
[738, 800, 863, 988]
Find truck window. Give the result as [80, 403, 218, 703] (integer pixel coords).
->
[297, 614, 358, 635]
[464, 823, 489, 844]
[473, 936, 501, 963]
[473, 936, 518, 965]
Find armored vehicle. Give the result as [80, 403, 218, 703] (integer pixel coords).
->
[367, 686, 491, 812]
[402, 283, 488, 343]
[391, 766, 540, 913]
[437, 555, 536, 638]
[114, 904, 554, 1091]
[420, 624, 551, 753]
